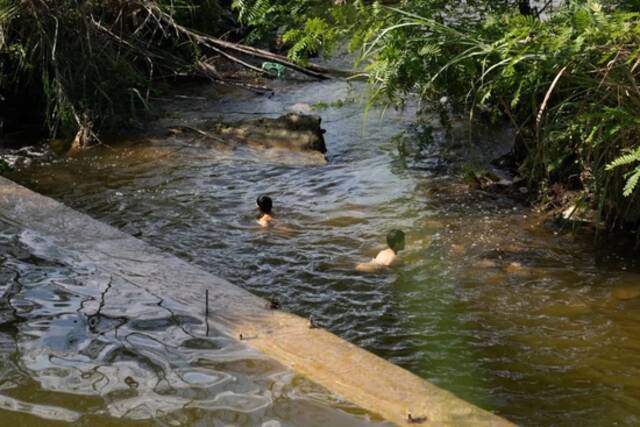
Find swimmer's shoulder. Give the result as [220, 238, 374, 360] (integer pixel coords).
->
[257, 214, 274, 227]
[374, 248, 397, 266]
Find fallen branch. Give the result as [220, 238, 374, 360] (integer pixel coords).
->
[168, 125, 227, 142]
[206, 38, 358, 79]
[139, 1, 354, 80]
[198, 41, 272, 77]
[195, 60, 272, 94]
[536, 65, 568, 143]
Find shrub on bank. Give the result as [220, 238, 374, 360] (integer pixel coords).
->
[361, 1, 640, 226]
[0, 0, 226, 149]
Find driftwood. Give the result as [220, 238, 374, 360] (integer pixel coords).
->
[140, 1, 356, 81]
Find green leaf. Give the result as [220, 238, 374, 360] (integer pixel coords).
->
[623, 167, 640, 197]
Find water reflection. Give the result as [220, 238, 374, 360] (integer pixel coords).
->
[0, 223, 389, 426]
[8, 79, 640, 425]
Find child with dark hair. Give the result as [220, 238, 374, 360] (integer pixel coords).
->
[256, 195, 274, 227]
[356, 229, 405, 272]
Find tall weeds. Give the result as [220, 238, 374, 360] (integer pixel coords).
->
[0, 0, 226, 149]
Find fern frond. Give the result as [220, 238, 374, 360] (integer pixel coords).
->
[232, 0, 272, 25]
[623, 167, 640, 197]
[606, 146, 640, 171]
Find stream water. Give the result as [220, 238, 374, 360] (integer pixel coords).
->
[4, 79, 640, 426]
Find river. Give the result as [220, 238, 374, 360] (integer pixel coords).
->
[4, 79, 640, 426]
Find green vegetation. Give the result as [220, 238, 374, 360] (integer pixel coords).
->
[248, 0, 640, 226]
[0, 0, 340, 151]
[232, 0, 384, 63]
[232, 0, 316, 45]
[359, 1, 640, 225]
[0, 0, 230, 149]
[0, 158, 10, 173]
[360, 1, 640, 223]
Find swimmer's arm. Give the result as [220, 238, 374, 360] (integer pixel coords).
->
[355, 253, 402, 273]
[355, 261, 385, 273]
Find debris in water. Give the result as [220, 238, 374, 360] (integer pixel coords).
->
[124, 376, 139, 389]
[261, 62, 286, 79]
[407, 412, 427, 423]
[308, 315, 319, 329]
[267, 297, 280, 310]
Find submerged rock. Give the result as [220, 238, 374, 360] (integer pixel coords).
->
[213, 113, 327, 153]
[474, 258, 498, 269]
[287, 103, 313, 115]
[0, 145, 54, 170]
[503, 261, 536, 277]
[611, 287, 640, 301]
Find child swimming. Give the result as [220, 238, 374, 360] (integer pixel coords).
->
[256, 195, 274, 227]
[356, 229, 405, 272]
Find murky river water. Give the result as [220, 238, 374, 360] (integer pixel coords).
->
[4, 80, 640, 426]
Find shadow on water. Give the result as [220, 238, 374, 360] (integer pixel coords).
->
[6, 79, 640, 426]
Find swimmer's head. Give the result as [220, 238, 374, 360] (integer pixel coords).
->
[386, 229, 405, 253]
[257, 195, 273, 214]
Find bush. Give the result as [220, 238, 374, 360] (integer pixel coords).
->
[0, 0, 225, 149]
[361, 1, 640, 225]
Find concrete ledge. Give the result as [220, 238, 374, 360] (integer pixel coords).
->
[0, 176, 514, 426]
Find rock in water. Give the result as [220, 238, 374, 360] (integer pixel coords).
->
[288, 103, 313, 115]
[215, 113, 327, 153]
[612, 287, 640, 301]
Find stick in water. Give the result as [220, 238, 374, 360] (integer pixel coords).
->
[205, 289, 210, 337]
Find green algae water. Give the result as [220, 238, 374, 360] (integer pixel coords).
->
[6, 80, 640, 426]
